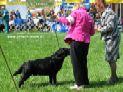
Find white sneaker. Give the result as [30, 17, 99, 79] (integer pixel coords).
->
[70, 84, 88, 90]
[70, 84, 78, 89]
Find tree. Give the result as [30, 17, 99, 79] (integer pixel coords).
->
[27, 0, 54, 8]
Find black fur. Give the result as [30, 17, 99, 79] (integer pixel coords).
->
[13, 48, 70, 88]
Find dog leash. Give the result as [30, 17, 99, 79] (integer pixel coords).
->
[0, 45, 19, 92]
[54, 28, 60, 48]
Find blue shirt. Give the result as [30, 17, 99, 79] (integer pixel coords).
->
[16, 11, 21, 18]
[2, 9, 9, 21]
[14, 18, 23, 26]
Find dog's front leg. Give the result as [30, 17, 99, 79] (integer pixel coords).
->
[52, 74, 57, 85]
[49, 75, 53, 84]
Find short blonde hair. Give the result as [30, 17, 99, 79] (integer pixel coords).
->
[72, 3, 84, 11]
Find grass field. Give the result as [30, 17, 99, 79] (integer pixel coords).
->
[0, 31, 123, 92]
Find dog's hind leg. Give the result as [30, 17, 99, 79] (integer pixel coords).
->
[13, 66, 23, 76]
[18, 65, 31, 88]
[19, 73, 30, 88]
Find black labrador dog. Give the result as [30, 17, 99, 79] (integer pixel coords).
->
[13, 48, 70, 88]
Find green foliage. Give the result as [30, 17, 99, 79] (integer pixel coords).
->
[7, 0, 26, 5]
[26, 0, 54, 8]
[7, 0, 54, 8]
[0, 32, 123, 92]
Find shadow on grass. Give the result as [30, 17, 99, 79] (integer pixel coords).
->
[89, 76, 123, 88]
[57, 80, 74, 85]
[29, 77, 123, 88]
[29, 80, 74, 88]
[30, 82, 49, 88]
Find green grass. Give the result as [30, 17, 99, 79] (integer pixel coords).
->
[0, 31, 123, 92]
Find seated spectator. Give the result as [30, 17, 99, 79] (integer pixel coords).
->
[14, 17, 23, 31]
[57, 8, 66, 17]
[26, 10, 33, 20]
[16, 9, 21, 18]
[27, 17, 34, 31]
[10, 10, 16, 21]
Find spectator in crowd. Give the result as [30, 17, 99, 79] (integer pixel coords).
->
[1, 6, 9, 33]
[26, 10, 34, 31]
[0, 9, 2, 23]
[46, 9, 55, 32]
[50, 9, 55, 15]
[47, 9, 55, 21]
[36, 9, 46, 30]
[26, 10, 33, 20]
[10, 10, 16, 21]
[36, 12, 41, 17]
[37, 9, 45, 19]
[57, 8, 67, 17]
[0, 9, 4, 32]
[89, 7, 96, 21]
[95, 0, 121, 84]
[14, 16, 23, 31]
[41, 9, 45, 18]
[9, 10, 16, 32]
[16, 9, 21, 18]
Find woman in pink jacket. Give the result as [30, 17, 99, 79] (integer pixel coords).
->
[58, 4, 95, 90]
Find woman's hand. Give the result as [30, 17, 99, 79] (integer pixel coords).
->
[67, 40, 71, 45]
[97, 28, 101, 32]
[94, 25, 101, 32]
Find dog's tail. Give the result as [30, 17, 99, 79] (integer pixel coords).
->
[13, 63, 25, 76]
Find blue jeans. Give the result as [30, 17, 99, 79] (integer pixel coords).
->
[3, 20, 9, 33]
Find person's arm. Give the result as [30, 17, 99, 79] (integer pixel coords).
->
[58, 15, 74, 25]
[58, 11, 75, 25]
[100, 13, 115, 33]
[88, 14, 95, 36]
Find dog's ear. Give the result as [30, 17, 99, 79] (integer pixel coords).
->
[61, 48, 70, 55]
[59, 48, 65, 53]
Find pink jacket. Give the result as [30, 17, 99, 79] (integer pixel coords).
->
[58, 8, 95, 43]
